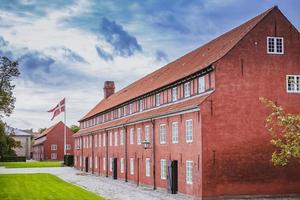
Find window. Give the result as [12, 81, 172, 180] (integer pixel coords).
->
[51, 153, 57, 160]
[98, 134, 101, 147]
[89, 135, 92, 148]
[95, 156, 98, 169]
[130, 128, 134, 144]
[198, 76, 205, 93]
[172, 122, 179, 143]
[95, 135, 98, 147]
[159, 124, 166, 144]
[267, 37, 284, 54]
[145, 126, 150, 142]
[287, 75, 300, 93]
[184, 82, 191, 97]
[118, 108, 121, 118]
[186, 119, 193, 143]
[114, 131, 118, 146]
[66, 144, 71, 150]
[103, 134, 106, 146]
[145, 158, 150, 177]
[130, 158, 134, 175]
[90, 156, 92, 168]
[103, 157, 106, 170]
[120, 130, 124, 145]
[186, 160, 193, 184]
[120, 158, 124, 173]
[80, 156, 82, 167]
[160, 159, 166, 179]
[51, 144, 57, 151]
[139, 99, 143, 112]
[109, 157, 113, 172]
[137, 128, 141, 145]
[172, 87, 177, 101]
[129, 103, 133, 114]
[109, 132, 112, 146]
[156, 93, 160, 106]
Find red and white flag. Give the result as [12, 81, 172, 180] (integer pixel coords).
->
[48, 98, 65, 120]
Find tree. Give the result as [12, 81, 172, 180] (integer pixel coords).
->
[260, 97, 300, 166]
[0, 57, 20, 117]
[0, 121, 21, 158]
[70, 125, 80, 133]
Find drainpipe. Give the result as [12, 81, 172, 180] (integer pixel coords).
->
[92, 134, 94, 174]
[105, 130, 109, 177]
[151, 118, 156, 190]
[81, 136, 83, 171]
[123, 125, 128, 182]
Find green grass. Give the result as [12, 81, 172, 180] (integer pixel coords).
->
[0, 173, 104, 200]
[0, 161, 62, 168]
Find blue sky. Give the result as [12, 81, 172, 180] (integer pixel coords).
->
[0, 0, 299, 130]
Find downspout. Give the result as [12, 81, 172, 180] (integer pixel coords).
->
[105, 130, 109, 177]
[151, 118, 156, 190]
[123, 125, 128, 182]
[92, 134, 94, 174]
[81, 136, 83, 171]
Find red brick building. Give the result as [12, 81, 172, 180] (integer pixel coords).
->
[73, 7, 300, 198]
[33, 121, 74, 161]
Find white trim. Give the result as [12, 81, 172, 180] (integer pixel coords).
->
[186, 160, 193, 184]
[160, 159, 167, 180]
[267, 36, 284, 54]
[159, 124, 166, 144]
[145, 158, 150, 177]
[171, 121, 179, 144]
[185, 119, 193, 143]
[286, 75, 300, 93]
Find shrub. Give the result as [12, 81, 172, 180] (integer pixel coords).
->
[0, 156, 26, 162]
[64, 155, 74, 166]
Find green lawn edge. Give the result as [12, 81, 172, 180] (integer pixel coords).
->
[0, 161, 63, 168]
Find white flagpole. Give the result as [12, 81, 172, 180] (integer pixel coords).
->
[64, 98, 67, 155]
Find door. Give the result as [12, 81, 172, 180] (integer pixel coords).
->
[113, 158, 117, 179]
[167, 160, 178, 194]
[85, 157, 89, 173]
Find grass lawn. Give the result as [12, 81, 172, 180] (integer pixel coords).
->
[0, 161, 62, 168]
[0, 173, 104, 200]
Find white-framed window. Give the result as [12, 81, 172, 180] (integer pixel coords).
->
[139, 99, 143, 112]
[186, 119, 193, 143]
[118, 108, 121, 118]
[160, 159, 167, 179]
[109, 157, 113, 172]
[137, 128, 141, 145]
[123, 106, 127, 116]
[51, 144, 57, 151]
[114, 131, 118, 146]
[198, 76, 205, 93]
[109, 132, 112, 146]
[130, 158, 134, 175]
[120, 158, 124, 173]
[51, 153, 57, 160]
[89, 156, 92, 168]
[145, 126, 150, 142]
[95, 156, 98, 169]
[156, 93, 160, 106]
[145, 158, 150, 177]
[159, 124, 166, 144]
[103, 134, 106, 146]
[287, 75, 300, 93]
[267, 37, 284, 54]
[129, 103, 133, 114]
[172, 122, 179, 144]
[184, 82, 191, 97]
[95, 135, 98, 147]
[120, 130, 124, 145]
[66, 144, 71, 150]
[98, 134, 101, 147]
[79, 156, 82, 167]
[186, 160, 193, 184]
[103, 157, 106, 171]
[130, 128, 134, 144]
[172, 87, 177, 101]
[89, 135, 92, 148]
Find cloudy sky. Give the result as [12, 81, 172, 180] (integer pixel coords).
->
[0, 0, 299, 131]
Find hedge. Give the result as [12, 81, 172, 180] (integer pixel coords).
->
[64, 155, 74, 166]
[0, 156, 26, 162]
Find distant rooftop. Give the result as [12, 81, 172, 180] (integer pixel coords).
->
[6, 126, 32, 137]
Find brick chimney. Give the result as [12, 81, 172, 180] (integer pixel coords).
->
[103, 81, 115, 99]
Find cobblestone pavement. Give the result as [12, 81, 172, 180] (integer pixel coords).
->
[0, 167, 298, 200]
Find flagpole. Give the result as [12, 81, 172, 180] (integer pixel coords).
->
[64, 98, 67, 155]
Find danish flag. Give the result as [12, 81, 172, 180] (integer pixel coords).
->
[48, 98, 65, 120]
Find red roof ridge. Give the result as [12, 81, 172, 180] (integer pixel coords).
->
[35, 121, 64, 139]
[80, 6, 277, 122]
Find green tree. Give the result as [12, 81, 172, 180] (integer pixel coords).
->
[260, 97, 300, 166]
[70, 125, 80, 133]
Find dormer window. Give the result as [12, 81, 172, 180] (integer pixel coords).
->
[129, 103, 133, 114]
[267, 37, 284, 54]
[172, 87, 177, 101]
[139, 99, 143, 112]
[184, 82, 191, 97]
[156, 93, 160, 106]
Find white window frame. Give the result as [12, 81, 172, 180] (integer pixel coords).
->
[159, 124, 166, 144]
[79, 156, 82, 167]
[89, 135, 92, 148]
[95, 156, 98, 169]
[103, 134, 106, 147]
[186, 160, 193, 184]
[139, 99, 143, 112]
[172, 87, 177, 101]
[95, 135, 98, 147]
[51, 153, 57, 160]
[184, 82, 191, 97]
[160, 159, 167, 180]
[137, 128, 141, 145]
[145, 126, 150, 142]
[198, 76, 205, 93]
[172, 122, 179, 144]
[66, 144, 71, 150]
[156, 93, 160, 106]
[120, 130, 124, 145]
[130, 128, 134, 144]
[109, 157, 113, 172]
[130, 158, 134, 175]
[267, 36, 284, 54]
[286, 75, 300, 93]
[109, 132, 112, 146]
[103, 157, 106, 171]
[114, 131, 118, 146]
[98, 134, 101, 147]
[186, 119, 193, 143]
[51, 144, 57, 151]
[145, 158, 150, 177]
[120, 158, 124, 173]
[129, 103, 133, 114]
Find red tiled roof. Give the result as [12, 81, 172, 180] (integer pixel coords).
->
[80, 7, 276, 122]
[74, 94, 210, 136]
[34, 121, 63, 140]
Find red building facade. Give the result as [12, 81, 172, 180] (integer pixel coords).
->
[33, 121, 74, 161]
[73, 7, 300, 198]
